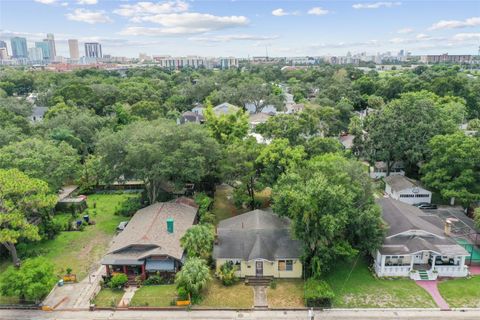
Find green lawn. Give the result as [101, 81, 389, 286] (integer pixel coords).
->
[212, 185, 271, 223]
[130, 285, 177, 307]
[323, 256, 436, 308]
[198, 279, 253, 308]
[93, 288, 124, 308]
[267, 279, 305, 308]
[0, 193, 137, 280]
[438, 276, 480, 308]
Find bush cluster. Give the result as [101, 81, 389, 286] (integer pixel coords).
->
[216, 261, 238, 286]
[304, 279, 335, 308]
[114, 196, 142, 217]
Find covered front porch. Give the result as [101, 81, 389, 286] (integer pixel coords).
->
[374, 250, 469, 280]
[104, 256, 181, 283]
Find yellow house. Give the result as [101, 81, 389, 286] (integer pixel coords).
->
[213, 209, 303, 279]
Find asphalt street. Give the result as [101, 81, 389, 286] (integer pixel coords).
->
[1, 309, 480, 320]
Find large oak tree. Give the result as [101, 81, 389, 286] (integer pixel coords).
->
[96, 120, 221, 204]
[272, 154, 384, 278]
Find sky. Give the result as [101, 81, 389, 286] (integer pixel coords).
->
[0, 0, 479, 58]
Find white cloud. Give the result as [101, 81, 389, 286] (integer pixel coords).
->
[189, 34, 279, 42]
[77, 0, 98, 4]
[307, 7, 329, 16]
[352, 2, 401, 9]
[451, 33, 480, 41]
[61, 2, 69, 6]
[66, 9, 113, 24]
[272, 8, 288, 17]
[428, 17, 480, 30]
[114, 1, 189, 17]
[128, 13, 248, 31]
[34, 0, 58, 4]
[415, 33, 430, 40]
[397, 27, 413, 34]
[271, 8, 300, 17]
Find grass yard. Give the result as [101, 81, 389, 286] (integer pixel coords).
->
[198, 279, 253, 309]
[0, 193, 138, 281]
[130, 285, 177, 307]
[323, 256, 436, 308]
[212, 184, 271, 223]
[438, 276, 480, 308]
[267, 279, 305, 308]
[93, 288, 124, 308]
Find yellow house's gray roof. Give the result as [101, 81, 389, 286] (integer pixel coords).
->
[213, 209, 302, 261]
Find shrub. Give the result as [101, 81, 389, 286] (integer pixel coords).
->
[66, 267, 73, 275]
[194, 192, 213, 216]
[177, 286, 189, 301]
[143, 274, 164, 285]
[194, 192, 214, 224]
[0, 257, 57, 302]
[216, 261, 237, 286]
[109, 274, 128, 289]
[304, 279, 335, 308]
[199, 211, 216, 225]
[269, 278, 277, 289]
[175, 258, 211, 301]
[114, 196, 142, 217]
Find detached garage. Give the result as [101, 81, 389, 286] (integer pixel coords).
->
[384, 175, 432, 205]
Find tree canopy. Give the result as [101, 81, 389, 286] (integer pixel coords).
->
[421, 132, 480, 206]
[0, 138, 80, 191]
[0, 257, 56, 301]
[0, 169, 56, 265]
[272, 154, 384, 278]
[96, 120, 221, 204]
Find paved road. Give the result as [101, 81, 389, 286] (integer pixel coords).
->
[2, 309, 480, 320]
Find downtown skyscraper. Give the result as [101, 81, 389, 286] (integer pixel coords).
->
[84, 42, 102, 59]
[10, 37, 28, 58]
[68, 39, 79, 60]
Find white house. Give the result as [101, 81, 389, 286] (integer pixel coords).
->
[384, 175, 432, 205]
[374, 198, 469, 280]
[30, 106, 48, 123]
[213, 102, 240, 115]
[370, 161, 405, 179]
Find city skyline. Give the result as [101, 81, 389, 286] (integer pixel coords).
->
[0, 0, 479, 58]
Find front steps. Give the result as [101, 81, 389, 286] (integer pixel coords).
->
[245, 276, 273, 286]
[418, 270, 429, 280]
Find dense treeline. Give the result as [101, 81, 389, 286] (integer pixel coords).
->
[0, 64, 479, 278]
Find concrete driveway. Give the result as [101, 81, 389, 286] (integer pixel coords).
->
[42, 265, 105, 310]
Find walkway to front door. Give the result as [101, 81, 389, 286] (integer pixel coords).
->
[415, 280, 450, 310]
[253, 285, 268, 308]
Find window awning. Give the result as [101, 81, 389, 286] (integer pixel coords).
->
[145, 259, 175, 271]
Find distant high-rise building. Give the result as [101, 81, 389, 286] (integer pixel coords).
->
[28, 47, 43, 62]
[35, 41, 51, 60]
[10, 37, 28, 58]
[68, 39, 79, 60]
[45, 33, 56, 58]
[0, 48, 8, 60]
[0, 40, 7, 53]
[84, 42, 102, 59]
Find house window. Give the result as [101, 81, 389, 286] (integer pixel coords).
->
[227, 260, 241, 271]
[278, 260, 293, 271]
